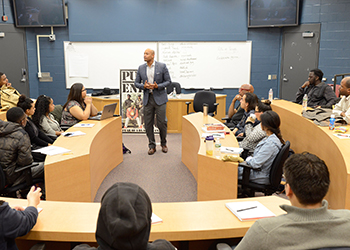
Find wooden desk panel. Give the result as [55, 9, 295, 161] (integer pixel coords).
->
[44, 117, 123, 202]
[272, 100, 350, 209]
[92, 94, 226, 133]
[4, 196, 289, 246]
[0, 110, 6, 120]
[182, 113, 239, 201]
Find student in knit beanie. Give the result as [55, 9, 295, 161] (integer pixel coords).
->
[73, 182, 176, 250]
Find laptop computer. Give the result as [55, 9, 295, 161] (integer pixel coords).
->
[89, 102, 118, 120]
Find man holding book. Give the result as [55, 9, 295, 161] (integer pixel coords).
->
[218, 152, 350, 250]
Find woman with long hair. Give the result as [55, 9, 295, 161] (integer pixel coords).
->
[61, 83, 98, 126]
[32, 95, 63, 138]
[232, 92, 258, 136]
[239, 100, 272, 151]
[238, 110, 285, 185]
[17, 95, 54, 162]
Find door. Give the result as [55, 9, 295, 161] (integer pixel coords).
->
[280, 23, 321, 101]
[0, 24, 29, 96]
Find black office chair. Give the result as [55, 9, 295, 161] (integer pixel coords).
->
[166, 82, 181, 95]
[185, 90, 219, 116]
[238, 141, 290, 197]
[0, 163, 44, 198]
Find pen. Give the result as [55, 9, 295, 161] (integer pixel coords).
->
[237, 206, 257, 212]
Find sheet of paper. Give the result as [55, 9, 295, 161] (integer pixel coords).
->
[225, 201, 275, 221]
[62, 131, 86, 137]
[73, 123, 95, 128]
[32, 146, 71, 156]
[334, 133, 350, 139]
[221, 146, 243, 154]
[151, 213, 163, 224]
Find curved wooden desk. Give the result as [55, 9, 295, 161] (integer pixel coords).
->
[0, 110, 6, 120]
[8, 196, 288, 249]
[182, 112, 239, 201]
[272, 100, 350, 209]
[92, 94, 227, 133]
[44, 117, 123, 202]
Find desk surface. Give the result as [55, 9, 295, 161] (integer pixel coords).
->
[4, 196, 289, 243]
[0, 110, 6, 120]
[44, 117, 123, 202]
[272, 100, 350, 209]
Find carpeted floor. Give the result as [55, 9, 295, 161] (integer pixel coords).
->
[94, 133, 197, 203]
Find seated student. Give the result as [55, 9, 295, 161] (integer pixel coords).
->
[32, 95, 63, 138]
[0, 186, 42, 250]
[238, 110, 284, 185]
[333, 77, 350, 124]
[220, 152, 350, 250]
[225, 84, 254, 128]
[295, 68, 337, 108]
[17, 95, 54, 162]
[239, 100, 272, 152]
[0, 72, 20, 109]
[232, 92, 258, 136]
[61, 83, 98, 126]
[0, 107, 44, 187]
[73, 182, 176, 250]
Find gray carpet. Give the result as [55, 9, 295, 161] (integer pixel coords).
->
[94, 133, 197, 203]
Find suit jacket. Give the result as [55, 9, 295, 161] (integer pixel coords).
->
[134, 61, 171, 106]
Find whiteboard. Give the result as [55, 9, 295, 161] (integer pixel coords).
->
[64, 42, 157, 89]
[158, 41, 252, 88]
[63, 41, 251, 89]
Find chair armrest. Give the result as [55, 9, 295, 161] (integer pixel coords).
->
[214, 103, 219, 115]
[222, 117, 230, 122]
[15, 163, 40, 173]
[185, 101, 191, 114]
[239, 161, 261, 186]
[236, 136, 245, 142]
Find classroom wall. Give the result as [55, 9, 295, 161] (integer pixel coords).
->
[1, 0, 350, 111]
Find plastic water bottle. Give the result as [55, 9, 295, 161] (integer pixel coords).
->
[329, 114, 335, 130]
[172, 87, 177, 98]
[214, 138, 222, 158]
[205, 135, 214, 156]
[302, 94, 308, 111]
[268, 88, 273, 102]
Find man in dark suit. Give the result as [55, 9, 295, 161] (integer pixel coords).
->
[134, 49, 171, 155]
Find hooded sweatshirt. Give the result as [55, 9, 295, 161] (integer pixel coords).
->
[0, 120, 33, 186]
[73, 182, 175, 250]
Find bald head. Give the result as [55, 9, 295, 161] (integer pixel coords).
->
[239, 84, 254, 96]
[144, 48, 155, 64]
[342, 77, 350, 88]
[340, 77, 350, 97]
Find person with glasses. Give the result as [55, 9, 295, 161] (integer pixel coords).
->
[239, 100, 272, 153]
[225, 83, 254, 128]
[219, 152, 350, 250]
[0, 107, 44, 187]
[61, 82, 98, 126]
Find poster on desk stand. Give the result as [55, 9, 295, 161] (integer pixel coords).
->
[120, 69, 159, 134]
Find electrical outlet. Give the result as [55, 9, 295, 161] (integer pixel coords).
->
[268, 75, 272, 80]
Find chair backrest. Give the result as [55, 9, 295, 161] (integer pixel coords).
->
[0, 165, 7, 192]
[269, 140, 290, 188]
[166, 82, 181, 94]
[193, 90, 217, 113]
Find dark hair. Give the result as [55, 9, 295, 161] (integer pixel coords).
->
[260, 110, 284, 144]
[257, 100, 272, 113]
[63, 83, 85, 110]
[6, 107, 25, 123]
[310, 69, 324, 81]
[32, 95, 52, 127]
[283, 152, 330, 205]
[244, 93, 258, 112]
[17, 94, 33, 113]
[0, 72, 4, 78]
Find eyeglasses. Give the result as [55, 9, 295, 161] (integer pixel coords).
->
[82, 89, 87, 92]
[239, 88, 250, 92]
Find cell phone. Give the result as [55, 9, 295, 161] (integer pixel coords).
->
[64, 133, 72, 137]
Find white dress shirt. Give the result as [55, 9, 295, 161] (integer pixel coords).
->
[333, 95, 350, 124]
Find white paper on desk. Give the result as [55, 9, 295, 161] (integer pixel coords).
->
[62, 131, 86, 137]
[221, 147, 243, 154]
[333, 133, 350, 139]
[73, 123, 95, 128]
[32, 146, 71, 156]
[151, 213, 163, 225]
[202, 132, 225, 139]
[68, 53, 89, 78]
[225, 201, 275, 221]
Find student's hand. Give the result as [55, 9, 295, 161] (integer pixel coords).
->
[27, 186, 42, 208]
[341, 112, 346, 117]
[233, 94, 242, 102]
[237, 133, 244, 137]
[302, 81, 310, 88]
[6, 82, 12, 87]
[13, 206, 24, 211]
[84, 96, 93, 105]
